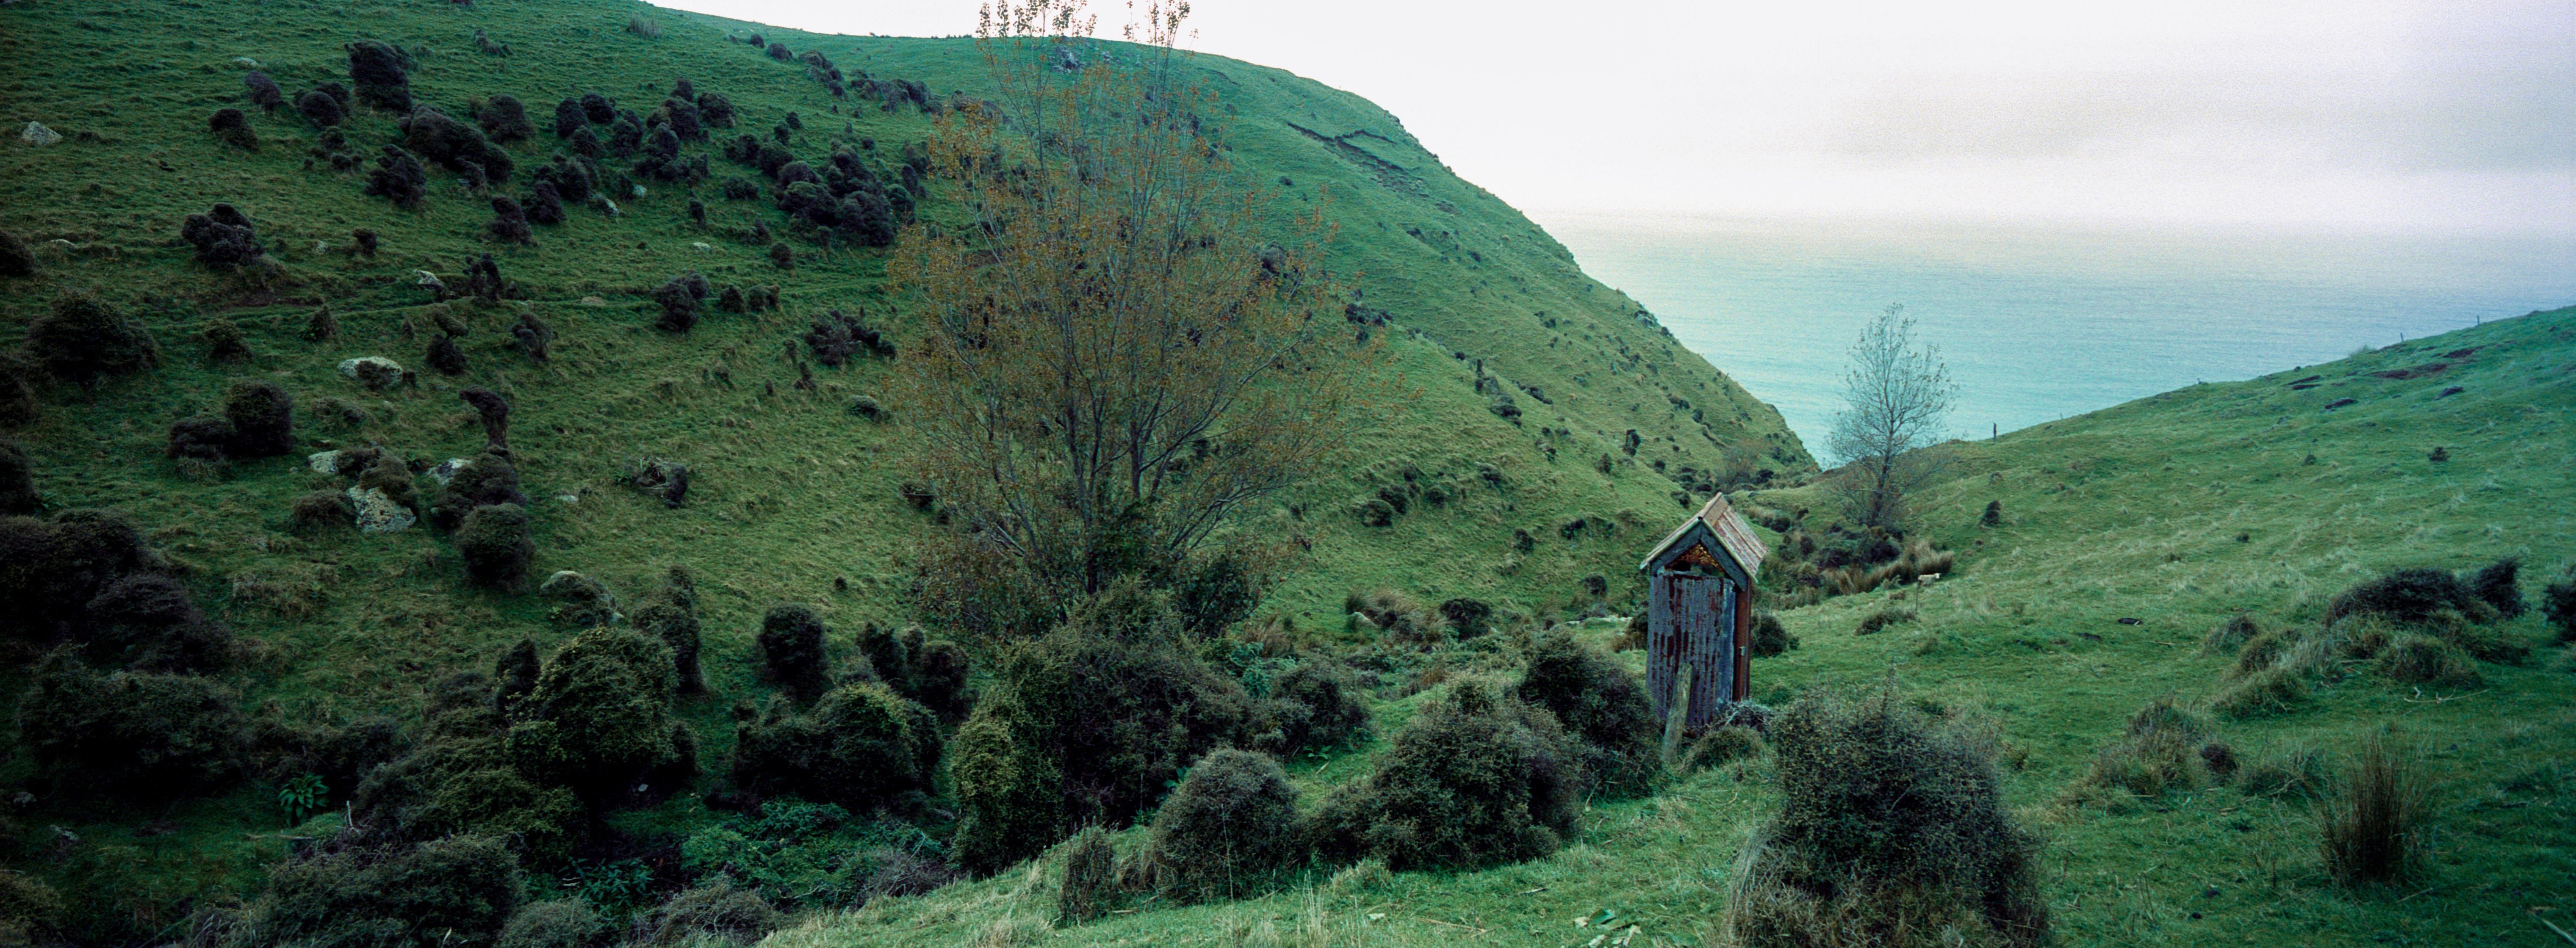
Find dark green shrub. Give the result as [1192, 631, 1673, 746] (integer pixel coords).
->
[202, 316, 252, 361]
[1308, 681, 1579, 871]
[640, 880, 781, 947]
[2546, 567, 2576, 643]
[166, 415, 235, 462]
[346, 40, 412, 111]
[580, 92, 615, 124]
[222, 378, 295, 457]
[551, 97, 584, 138]
[504, 627, 678, 802]
[210, 107, 258, 149]
[1056, 826, 1117, 925]
[16, 649, 248, 800]
[655, 271, 709, 332]
[0, 437, 36, 515]
[1749, 609, 1796, 656]
[1138, 749, 1302, 902]
[490, 196, 533, 244]
[0, 872, 63, 942]
[23, 292, 158, 388]
[1518, 630, 1660, 796]
[353, 731, 582, 862]
[730, 683, 940, 812]
[2327, 567, 2482, 626]
[0, 229, 34, 278]
[456, 503, 532, 591]
[477, 93, 533, 143]
[498, 899, 605, 948]
[296, 88, 345, 127]
[768, 241, 793, 269]
[432, 453, 527, 531]
[1729, 688, 2048, 948]
[0, 509, 162, 641]
[365, 145, 431, 210]
[2464, 556, 2522, 619]
[635, 602, 704, 695]
[1854, 606, 1916, 636]
[951, 614, 1255, 873]
[227, 834, 523, 948]
[2321, 733, 2431, 887]
[426, 332, 468, 376]
[244, 71, 285, 111]
[1438, 597, 1494, 638]
[183, 204, 267, 271]
[0, 352, 34, 423]
[357, 452, 421, 514]
[1262, 658, 1369, 754]
[856, 622, 970, 718]
[458, 386, 510, 450]
[757, 604, 832, 704]
[83, 572, 230, 671]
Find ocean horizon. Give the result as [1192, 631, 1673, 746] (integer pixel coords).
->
[1536, 213, 2576, 460]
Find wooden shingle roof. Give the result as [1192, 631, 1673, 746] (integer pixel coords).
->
[1637, 493, 1769, 576]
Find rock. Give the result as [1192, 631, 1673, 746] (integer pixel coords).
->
[347, 486, 416, 534]
[631, 184, 648, 199]
[307, 450, 346, 475]
[579, 296, 608, 307]
[427, 457, 474, 486]
[338, 356, 404, 380]
[20, 122, 62, 146]
[233, 57, 260, 67]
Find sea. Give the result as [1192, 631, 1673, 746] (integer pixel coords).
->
[1535, 213, 2576, 459]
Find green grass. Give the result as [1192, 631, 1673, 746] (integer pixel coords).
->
[0, 0, 2569, 942]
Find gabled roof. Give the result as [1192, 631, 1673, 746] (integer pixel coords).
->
[1638, 493, 1769, 576]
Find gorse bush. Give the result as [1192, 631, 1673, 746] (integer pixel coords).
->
[365, 145, 431, 210]
[1750, 609, 1797, 656]
[757, 604, 833, 704]
[432, 452, 527, 531]
[346, 40, 412, 112]
[0, 508, 165, 642]
[182, 203, 266, 268]
[456, 502, 532, 591]
[16, 648, 249, 801]
[2069, 696, 2219, 803]
[2326, 567, 2484, 626]
[225, 834, 524, 948]
[2466, 556, 2523, 619]
[1729, 686, 2048, 948]
[1137, 749, 1304, 903]
[209, 107, 258, 150]
[504, 627, 682, 804]
[2545, 565, 2576, 643]
[0, 437, 38, 515]
[1259, 658, 1369, 755]
[222, 378, 295, 457]
[1309, 680, 1579, 871]
[23, 292, 158, 388]
[949, 600, 1255, 873]
[1518, 629, 1661, 796]
[730, 683, 941, 813]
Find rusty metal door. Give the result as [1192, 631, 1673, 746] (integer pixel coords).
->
[1651, 571, 1734, 729]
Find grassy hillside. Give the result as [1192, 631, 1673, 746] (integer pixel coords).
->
[773, 306, 2576, 946]
[0, 0, 1803, 937]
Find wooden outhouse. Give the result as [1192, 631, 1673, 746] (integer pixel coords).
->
[1637, 494, 1770, 729]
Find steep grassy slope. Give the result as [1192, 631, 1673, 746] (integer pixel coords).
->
[0, 0, 1805, 934]
[776, 307, 2575, 946]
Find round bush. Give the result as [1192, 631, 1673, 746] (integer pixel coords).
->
[504, 627, 678, 802]
[730, 683, 941, 811]
[1685, 725, 1767, 771]
[432, 453, 527, 531]
[634, 602, 704, 694]
[296, 88, 345, 127]
[640, 880, 780, 947]
[498, 900, 605, 948]
[24, 293, 158, 388]
[1517, 630, 1660, 796]
[1749, 610, 1797, 656]
[757, 604, 831, 703]
[1263, 658, 1369, 754]
[2326, 568, 2481, 626]
[229, 833, 523, 947]
[222, 378, 295, 457]
[1138, 749, 1302, 903]
[0, 509, 162, 642]
[456, 503, 532, 591]
[0, 437, 37, 516]
[2466, 557, 2523, 620]
[1309, 681, 1579, 871]
[346, 40, 413, 112]
[166, 415, 235, 462]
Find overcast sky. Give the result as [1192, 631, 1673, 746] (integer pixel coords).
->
[654, 0, 2576, 235]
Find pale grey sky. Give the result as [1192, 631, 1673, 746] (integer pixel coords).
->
[651, 0, 2576, 235]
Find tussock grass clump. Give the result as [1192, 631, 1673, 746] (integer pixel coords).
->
[2237, 742, 2332, 800]
[1681, 725, 1767, 773]
[1728, 688, 2049, 948]
[2213, 666, 2308, 719]
[639, 879, 781, 947]
[2321, 733, 2433, 887]
[2374, 633, 2482, 687]
[1136, 749, 1304, 903]
[1308, 681, 1580, 871]
[496, 900, 603, 948]
[1853, 606, 1916, 636]
[1518, 629, 1662, 796]
[2202, 612, 2260, 654]
[288, 490, 355, 533]
[2069, 696, 2219, 803]
[1057, 826, 1118, 925]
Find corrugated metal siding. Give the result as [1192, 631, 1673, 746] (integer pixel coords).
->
[1650, 571, 1736, 729]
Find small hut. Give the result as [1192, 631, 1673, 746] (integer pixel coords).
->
[1637, 494, 1769, 729]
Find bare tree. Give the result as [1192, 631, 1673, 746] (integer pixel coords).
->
[891, 0, 1366, 633]
[1826, 304, 1956, 530]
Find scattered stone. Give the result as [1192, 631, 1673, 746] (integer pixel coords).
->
[307, 450, 346, 475]
[233, 57, 261, 67]
[555, 494, 579, 504]
[347, 486, 416, 533]
[338, 356, 403, 380]
[579, 296, 608, 307]
[21, 122, 62, 146]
